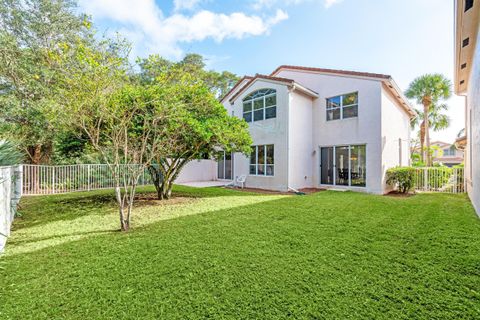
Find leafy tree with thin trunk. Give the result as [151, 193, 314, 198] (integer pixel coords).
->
[58, 35, 171, 231]
[405, 74, 451, 166]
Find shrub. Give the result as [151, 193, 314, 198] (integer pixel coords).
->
[386, 167, 416, 193]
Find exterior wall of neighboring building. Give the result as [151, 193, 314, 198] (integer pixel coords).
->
[454, 0, 479, 216]
[380, 85, 412, 192]
[467, 30, 480, 214]
[228, 80, 291, 191]
[287, 90, 314, 190]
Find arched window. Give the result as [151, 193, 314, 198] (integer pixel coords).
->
[242, 89, 277, 122]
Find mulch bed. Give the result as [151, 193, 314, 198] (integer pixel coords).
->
[384, 191, 416, 198]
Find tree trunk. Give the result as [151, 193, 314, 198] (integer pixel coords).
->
[115, 186, 129, 231]
[419, 120, 426, 163]
[147, 165, 164, 199]
[422, 97, 431, 166]
[32, 144, 42, 165]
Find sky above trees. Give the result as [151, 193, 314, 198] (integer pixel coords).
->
[79, 0, 463, 143]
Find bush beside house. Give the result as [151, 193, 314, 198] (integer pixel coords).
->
[386, 167, 416, 194]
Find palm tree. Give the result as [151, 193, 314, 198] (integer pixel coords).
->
[410, 102, 450, 160]
[405, 74, 452, 166]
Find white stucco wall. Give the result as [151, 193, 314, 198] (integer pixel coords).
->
[226, 80, 290, 191]
[288, 91, 314, 190]
[466, 28, 480, 216]
[276, 70, 385, 194]
[176, 160, 217, 183]
[380, 85, 412, 193]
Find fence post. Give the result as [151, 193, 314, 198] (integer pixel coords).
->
[424, 168, 428, 192]
[52, 166, 55, 194]
[87, 164, 91, 191]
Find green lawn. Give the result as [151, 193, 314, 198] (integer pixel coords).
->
[1, 186, 479, 319]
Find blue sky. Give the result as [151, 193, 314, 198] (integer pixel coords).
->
[79, 0, 464, 143]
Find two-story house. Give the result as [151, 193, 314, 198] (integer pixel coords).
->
[220, 66, 415, 194]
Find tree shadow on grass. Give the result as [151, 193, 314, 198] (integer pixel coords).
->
[14, 185, 283, 231]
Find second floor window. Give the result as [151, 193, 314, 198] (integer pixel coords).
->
[243, 89, 277, 123]
[326, 92, 358, 121]
[443, 148, 455, 156]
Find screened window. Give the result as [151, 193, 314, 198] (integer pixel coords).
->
[326, 92, 358, 121]
[250, 145, 274, 176]
[243, 89, 277, 123]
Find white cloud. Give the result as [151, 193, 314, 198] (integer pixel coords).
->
[79, 0, 288, 59]
[252, 0, 343, 10]
[324, 0, 342, 8]
[173, 0, 203, 11]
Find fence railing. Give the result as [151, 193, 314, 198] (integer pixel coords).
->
[22, 164, 154, 196]
[1, 166, 22, 252]
[413, 167, 465, 193]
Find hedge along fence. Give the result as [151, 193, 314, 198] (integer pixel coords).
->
[0, 166, 22, 252]
[387, 166, 465, 194]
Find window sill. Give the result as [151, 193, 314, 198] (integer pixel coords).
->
[249, 174, 275, 178]
[326, 116, 358, 122]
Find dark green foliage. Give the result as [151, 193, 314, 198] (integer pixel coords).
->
[137, 53, 240, 98]
[386, 167, 416, 193]
[1, 187, 479, 319]
[0, 0, 90, 164]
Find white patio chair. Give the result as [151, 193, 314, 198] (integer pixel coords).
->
[236, 175, 246, 189]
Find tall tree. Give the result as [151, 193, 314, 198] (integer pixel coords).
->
[58, 35, 176, 231]
[0, 0, 88, 164]
[148, 72, 252, 200]
[137, 53, 240, 98]
[405, 74, 451, 166]
[410, 101, 450, 164]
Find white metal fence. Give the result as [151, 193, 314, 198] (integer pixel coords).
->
[413, 167, 465, 193]
[22, 164, 154, 196]
[21, 161, 218, 196]
[0, 166, 22, 252]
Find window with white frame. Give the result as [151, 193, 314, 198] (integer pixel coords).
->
[250, 145, 274, 176]
[243, 89, 277, 123]
[443, 147, 455, 156]
[326, 92, 358, 121]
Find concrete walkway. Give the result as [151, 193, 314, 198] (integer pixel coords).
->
[177, 180, 232, 188]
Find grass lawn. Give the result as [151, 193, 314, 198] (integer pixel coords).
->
[1, 186, 479, 319]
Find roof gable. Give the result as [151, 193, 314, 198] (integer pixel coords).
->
[228, 74, 318, 103]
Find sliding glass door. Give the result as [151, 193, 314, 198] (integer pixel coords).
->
[320, 147, 334, 185]
[335, 146, 349, 186]
[350, 145, 366, 187]
[320, 145, 366, 187]
[217, 152, 233, 180]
